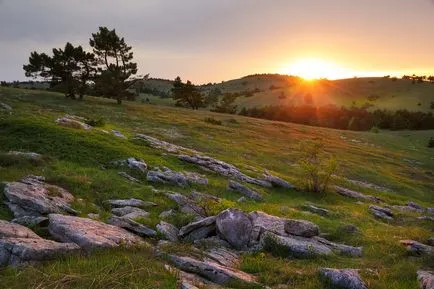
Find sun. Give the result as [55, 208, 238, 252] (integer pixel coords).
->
[279, 58, 351, 80]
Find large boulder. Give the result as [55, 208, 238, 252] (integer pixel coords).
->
[261, 231, 332, 258]
[319, 268, 367, 289]
[0, 220, 42, 239]
[3, 175, 76, 218]
[168, 255, 257, 287]
[157, 221, 179, 242]
[48, 214, 145, 250]
[107, 216, 156, 237]
[179, 216, 217, 242]
[417, 270, 434, 289]
[248, 211, 288, 241]
[227, 181, 263, 201]
[216, 208, 252, 250]
[284, 219, 319, 237]
[400, 240, 433, 256]
[336, 186, 382, 203]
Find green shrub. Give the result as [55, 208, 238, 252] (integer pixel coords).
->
[85, 118, 105, 127]
[204, 117, 222, 126]
[370, 126, 380, 133]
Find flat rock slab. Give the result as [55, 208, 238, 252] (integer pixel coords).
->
[7, 151, 42, 159]
[400, 240, 433, 255]
[369, 205, 394, 220]
[204, 247, 240, 268]
[262, 173, 295, 189]
[111, 206, 150, 220]
[285, 219, 319, 237]
[228, 180, 263, 201]
[168, 255, 257, 287]
[0, 237, 80, 267]
[165, 192, 206, 217]
[107, 216, 156, 237]
[417, 270, 434, 289]
[135, 134, 199, 154]
[48, 214, 145, 250]
[179, 216, 217, 240]
[216, 208, 252, 250]
[336, 186, 382, 203]
[249, 211, 288, 241]
[56, 115, 92, 130]
[3, 175, 76, 218]
[303, 204, 330, 216]
[319, 268, 367, 289]
[106, 198, 156, 208]
[0, 220, 41, 239]
[156, 221, 179, 242]
[118, 171, 140, 183]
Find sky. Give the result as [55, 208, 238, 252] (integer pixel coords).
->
[1, 0, 434, 83]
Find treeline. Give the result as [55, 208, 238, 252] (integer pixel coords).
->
[23, 27, 142, 104]
[239, 105, 434, 131]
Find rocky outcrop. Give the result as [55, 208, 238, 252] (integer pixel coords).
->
[106, 198, 157, 208]
[11, 216, 48, 227]
[228, 180, 263, 201]
[303, 204, 330, 216]
[168, 255, 258, 287]
[179, 155, 271, 188]
[147, 168, 208, 187]
[336, 186, 382, 203]
[216, 208, 252, 250]
[179, 216, 217, 242]
[111, 206, 150, 220]
[313, 237, 362, 257]
[203, 247, 240, 268]
[113, 158, 147, 173]
[417, 270, 434, 289]
[55, 115, 92, 130]
[111, 130, 126, 139]
[157, 221, 179, 242]
[319, 268, 367, 289]
[7, 151, 42, 159]
[3, 175, 76, 218]
[107, 216, 156, 237]
[0, 220, 79, 267]
[165, 192, 206, 217]
[369, 205, 393, 220]
[262, 173, 295, 189]
[118, 171, 140, 182]
[400, 240, 433, 256]
[285, 219, 319, 237]
[48, 214, 145, 250]
[249, 211, 287, 241]
[135, 134, 199, 154]
[261, 231, 333, 258]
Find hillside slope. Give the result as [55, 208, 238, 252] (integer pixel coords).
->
[0, 87, 433, 289]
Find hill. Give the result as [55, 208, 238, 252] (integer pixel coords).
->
[0, 87, 433, 288]
[138, 75, 434, 112]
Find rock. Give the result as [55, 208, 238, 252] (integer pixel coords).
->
[0, 102, 12, 110]
[341, 224, 360, 234]
[237, 197, 247, 203]
[87, 213, 100, 220]
[428, 208, 434, 215]
[303, 204, 329, 216]
[391, 205, 422, 213]
[11, 216, 49, 227]
[111, 130, 126, 139]
[107, 216, 156, 237]
[156, 221, 179, 242]
[55, 115, 91, 130]
[261, 231, 332, 258]
[428, 238, 434, 246]
[313, 237, 363, 257]
[3, 175, 76, 218]
[417, 270, 434, 289]
[249, 211, 288, 241]
[168, 255, 257, 286]
[0, 220, 41, 239]
[263, 173, 295, 189]
[164, 264, 223, 289]
[165, 192, 206, 217]
[179, 216, 217, 241]
[400, 240, 433, 255]
[418, 216, 434, 221]
[285, 219, 319, 237]
[336, 186, 382, 203]
[319, 268, 367, 289]
[179, 154, 272, 188]
[111, 206, 150, 220]
[159, 209, 174, 219]
[0, 237, 80, 267]
[193, 236, 231, 249]
[408, 202, 424, 211]
[135, 134, 199, 154]
[106, 198, 156, 208]
[147, 168, 208, 187]
[113, 158, 147, 172]
[118, 171, 140, 182]
[228, 180, 263, 201]
[369, 205, 393, 220]
[7, 151, 42, 159]
[204, 247, 240, 268]
[216, 208, 252, 250]
[48, 214, 145, 250]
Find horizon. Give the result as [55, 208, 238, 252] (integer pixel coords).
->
[1, 0, 434, 83]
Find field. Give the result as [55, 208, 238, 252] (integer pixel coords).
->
[139, 75, 434, 112]
[0, 87, 433, 288]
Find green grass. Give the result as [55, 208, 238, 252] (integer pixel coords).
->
[0, 87, 433, 288]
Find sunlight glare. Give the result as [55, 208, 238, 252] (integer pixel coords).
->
[280, 58, 353, 80]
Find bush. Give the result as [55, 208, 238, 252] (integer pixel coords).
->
[370, 126, 380, 133]
[298, 141, 337, 193]
[204, 117, 222, 125]
[428, 137, 434, 148]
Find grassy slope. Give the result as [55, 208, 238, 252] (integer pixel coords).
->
[0, 87, 433, 288]
[141, 76, 434, 112]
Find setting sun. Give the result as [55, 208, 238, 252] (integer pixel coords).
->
[279, 58, 353, 80]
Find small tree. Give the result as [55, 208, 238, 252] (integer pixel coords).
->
[211, 92, 238, 114]
[171, 77, 204, 109]
[90, 27, 138, 104]
[298, 141, 337, 193]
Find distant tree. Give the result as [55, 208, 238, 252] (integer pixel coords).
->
[23, 43, 95, 99]
[171, 77, 204, 109]
[90, 27, 139, 104]
[211, 92, 238, 114]
[204, 87, 222, 108]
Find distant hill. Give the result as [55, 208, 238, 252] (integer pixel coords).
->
[138, 75, 434, 112]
